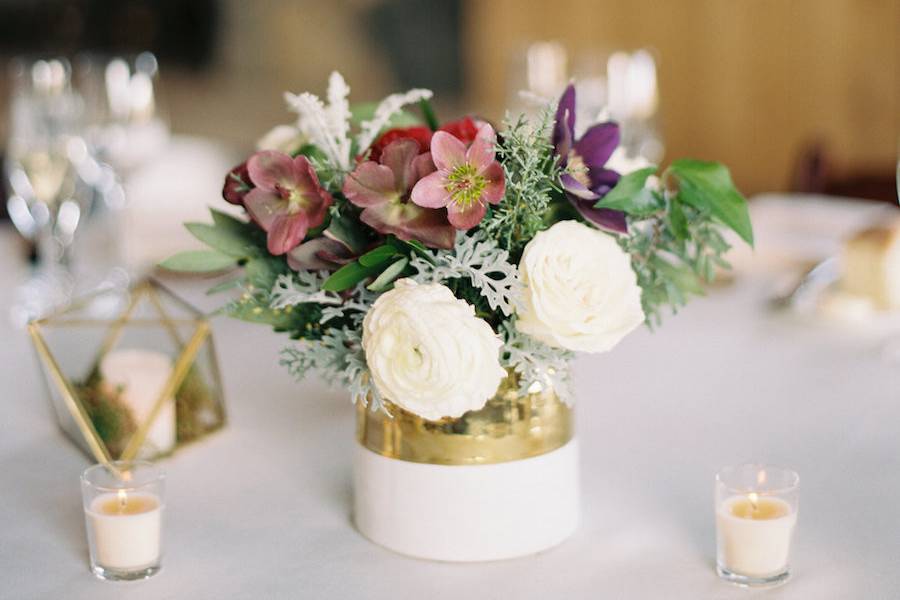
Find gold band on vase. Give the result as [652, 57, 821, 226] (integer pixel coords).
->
[355, 373, 574, 466]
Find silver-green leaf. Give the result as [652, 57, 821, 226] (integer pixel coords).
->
[159, 250, 236, 273]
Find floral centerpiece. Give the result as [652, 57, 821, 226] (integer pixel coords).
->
[163, 73, 752, 561]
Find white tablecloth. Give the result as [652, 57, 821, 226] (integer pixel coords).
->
[2, 195, 899, 599]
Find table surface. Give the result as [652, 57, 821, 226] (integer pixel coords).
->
[2, 194, 899, 600]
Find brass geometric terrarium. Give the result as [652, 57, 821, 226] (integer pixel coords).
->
[28, 278, 226, 463]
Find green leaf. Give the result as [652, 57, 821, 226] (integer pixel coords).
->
[668, 197, 689, 241]
[159, 250, 236, 273]
[184, 222, 255, 258]
[322, 261, 380, 292]
[666, 159, 753, 246]
[389, 236, 436, 263]
[358, 245, 398, 267]
[327, 209, 369, 255]
[205, 278, 243, 295]
[595, 167, 660, 216]
[294, 143, 327, 161]
[367, 257, 409, 291]
[244, 255, 287, 288]
[210, 208, 253, 235]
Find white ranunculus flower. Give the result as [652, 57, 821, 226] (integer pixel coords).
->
[256, 124, 305, 153]
[362, 279, 506, 420]
[517, 220, 645, 353]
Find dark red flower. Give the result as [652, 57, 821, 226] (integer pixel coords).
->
[368, 126, 433, 162]
[439, 117, 480, 145]
[366, 117, 484, 163]
[222, 162, 253, 205]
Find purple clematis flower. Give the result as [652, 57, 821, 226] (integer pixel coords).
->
[410, 124, 505, 230]
[343, 138, 456, 249]
[554, 84, 627, 233]
[244, 151, 333, 256]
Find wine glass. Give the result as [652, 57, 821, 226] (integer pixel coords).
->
[5, 57, 87, 271]
[75, 52, 169, 178]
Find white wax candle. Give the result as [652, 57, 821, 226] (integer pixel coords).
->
[100, 349, 176, 455]
[87, 491, 162, 570]
[716, 494, 797, 577]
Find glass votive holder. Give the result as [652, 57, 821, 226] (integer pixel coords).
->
[81, 461, 165, 581]
[715, 464, 799, 587]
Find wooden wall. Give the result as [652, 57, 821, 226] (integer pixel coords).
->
[463, 0, 900, 195]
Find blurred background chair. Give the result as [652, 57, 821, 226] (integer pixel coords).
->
[791, 141, 899, 203]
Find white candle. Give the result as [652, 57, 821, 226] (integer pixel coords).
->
[716, 493, 797, 577]
[100, 349, 176, 455]
[87, 490, 162, 570]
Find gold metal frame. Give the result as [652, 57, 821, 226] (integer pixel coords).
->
[29, 278, 225, 465]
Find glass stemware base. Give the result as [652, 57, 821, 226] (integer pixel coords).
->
[716, 564, 790, 588]
[91, 563, 160, 581]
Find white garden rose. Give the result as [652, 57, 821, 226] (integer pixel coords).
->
[362, 279, 506, 420]
[516, 220, 645, 353]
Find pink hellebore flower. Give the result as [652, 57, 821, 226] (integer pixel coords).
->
[343, 139, 456, 249]
[244, 151, 332, 256]
[410, 124, 505, 230]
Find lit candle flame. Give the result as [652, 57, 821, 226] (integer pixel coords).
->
[117, 488, 128, 511]
[748, 492, 759, 513]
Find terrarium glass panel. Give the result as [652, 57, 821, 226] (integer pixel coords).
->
[29, 279, 226, 461]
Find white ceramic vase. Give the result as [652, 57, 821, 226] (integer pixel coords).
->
[352, 375, 579, 561]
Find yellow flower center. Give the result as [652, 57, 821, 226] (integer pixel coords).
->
[567, 151, 592, 188]
[446, 163, 487, 208]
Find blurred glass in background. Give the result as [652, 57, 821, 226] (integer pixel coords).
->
[6, 57, 85, 269]
[508, 42, 664, 168]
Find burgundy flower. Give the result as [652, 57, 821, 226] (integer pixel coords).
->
[554, 84, 627, 233]
[368, 126, 433, 162]
[287, 236, 356, 271]
[438, 116, 480, 145]
[222, 162, 252, 205]
[365, 117, 483, 162]
[410, 124, 505, 230]
[243, 151, 332, 256]
[343, 139, 456, 249]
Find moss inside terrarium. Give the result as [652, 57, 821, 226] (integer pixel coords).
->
[74, 372, 137, 459]
[175, 364, 225, 444]
[74, 362, 223, 459]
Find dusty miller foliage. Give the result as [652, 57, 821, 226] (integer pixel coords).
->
[270, 271, 342, 310]
[279, 326, 385, 412]
[500, 320, 575, 405]
[276, 276, 383, 410]
[317, 282, 379, 326]
[410, 231, 521, 317]
[269, 271, 379, 326]
[481, 106, 560, 257]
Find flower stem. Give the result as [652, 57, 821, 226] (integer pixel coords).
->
[419, 99, 440, 132]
